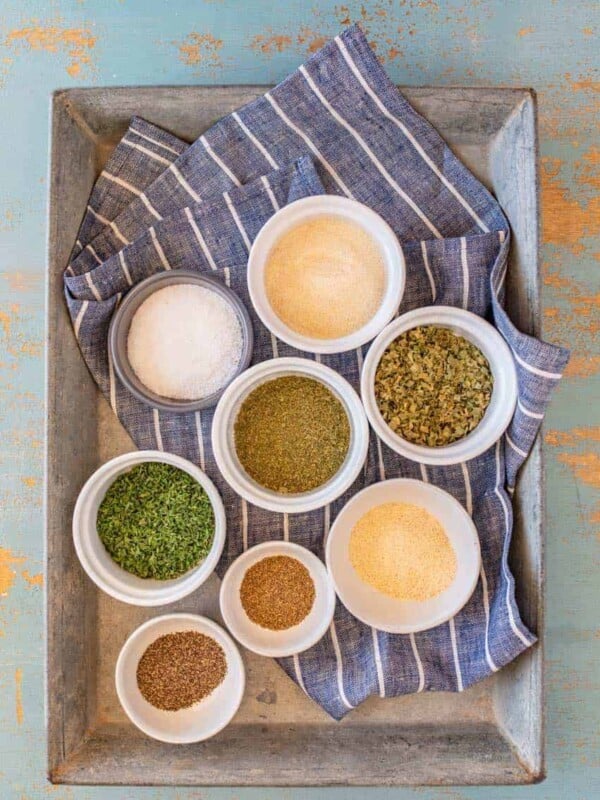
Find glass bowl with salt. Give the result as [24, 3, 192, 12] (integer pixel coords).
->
[109, 270, 253, 412]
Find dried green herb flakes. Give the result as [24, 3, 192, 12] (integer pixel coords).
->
[374, 325, 493, 447]
[234, 376, 350, 493]
[97, 462, 215, 579]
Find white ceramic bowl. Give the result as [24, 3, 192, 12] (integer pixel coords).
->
[361, 306, 518, 466]
[219, 541, 336, 657]
[115, 613, 244, 743]
[72, 451, 226, 606]
[212, 357, 369, 514]
[247, 196, 405, 354]
[326, 479, 481, 633]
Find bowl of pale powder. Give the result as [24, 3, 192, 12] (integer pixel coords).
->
[109, 270, 253, 412]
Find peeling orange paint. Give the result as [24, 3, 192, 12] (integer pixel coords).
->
[566, 73, 600, 93]
[518, 26, 535, 37]
[4, 23, 96, 79]
[15, 669, 23, 725]
[558, 452, 600, 489]
[545, 427, 600, 447]
[22, 570, 43, 588]
[251, 33, 292, 54]
[564, 355, 600, 378]
[174, 32, 223, 68]
[541, 158, 600, 252]
[21, 476, 37, 488]
[0, 549, 26, 597]
[0, 311, 11, 338]
[296, 27, 328, 54]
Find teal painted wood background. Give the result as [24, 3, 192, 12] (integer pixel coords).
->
[0, 1, 598, 797]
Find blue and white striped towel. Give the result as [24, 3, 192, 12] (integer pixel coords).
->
[64, 25, 569, 720]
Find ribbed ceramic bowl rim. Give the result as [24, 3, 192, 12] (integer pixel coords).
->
[211, 357, 370, 514]
[115, 613, 245, 743]
[219, 541, 337, 657]
[72, 450, 226, 606]
[108, 270, 254, 412]
[360, 306, 518, 466]
[247, 196, 406, 355]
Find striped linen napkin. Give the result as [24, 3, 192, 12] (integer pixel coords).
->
[64, 24, 569, 720]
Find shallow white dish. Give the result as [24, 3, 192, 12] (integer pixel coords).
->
[326, 478, 481, 634]
[72, 450, 226, 606]
[115, 613, 244, 743]
[361, 306, 518, 466]
[212, 357, 369, 514]
[219, 541, 336, 657]
[247, 195, 405, 354]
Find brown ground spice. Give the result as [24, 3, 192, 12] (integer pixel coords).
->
[240, 555, 316, 630]
[136, 630, 227, 711]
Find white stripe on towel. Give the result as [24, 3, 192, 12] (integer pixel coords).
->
[449, 617, 464, 691]
[517, 399, 544, 420]
[169, 163, 201, 203]
[200, 135, 241, 186]
[101, 171, 141, 196]
[184, 207, 217, 270]
[85, 272, 102, 302]
[194, 411, 206, 471]
[261, 175, 280, 211]
[233, 112, 279, 169]
[506, 432, 528, 459]
[140, 193, 163, 221]
[329, 621, 354, 710]
[108, 349, 117, 415]
[129, 126, 181, 156]
[409, 632, 425, 692]
[493, 440, 532, 647]
[512, 349, 562, 380]
[153, 408, 164, 451]
[86, 205, 130, 246]
[122, 138, 172, 166]
[299, 64, 442, 239]
[334, 35, 490, 234]
[149, 226, 171, 270]
[420, 241, 436, 302]
[265, 92, 354, 198]
[224, 192, 251, 251]
[372, 628, 386, 698]
[293, 654, 308, 695]
[461, 461, 499, 672]
[74, 301, 89, 338]
[118, 251, 133, 287]
[460, 237, 469, 310]
[85, 243, 102, 265]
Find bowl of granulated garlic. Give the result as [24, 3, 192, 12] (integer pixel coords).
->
[325, 478, 481, 634]
[247, 196, 405, 355]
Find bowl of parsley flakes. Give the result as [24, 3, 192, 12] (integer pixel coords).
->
[72, 451, 226, 606]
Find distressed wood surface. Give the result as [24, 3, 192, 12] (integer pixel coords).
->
[0, 1, 597, 798]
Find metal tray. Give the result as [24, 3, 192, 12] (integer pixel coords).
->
[46, 86, 543, 786]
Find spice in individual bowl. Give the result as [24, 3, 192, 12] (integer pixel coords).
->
[136, 630, 227, 711]
[264, 215, 386, 339]
[97, 462, 215, 579]
[374, 325, 494, 447]
[240, 555, 316, 630]
[127, 283, 243, 400]
[234, 375, 350, 493]
[349, 502, 457, 601]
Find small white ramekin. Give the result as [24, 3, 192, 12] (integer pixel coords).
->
[72, 451, 226, 606]
[219, 541, 336, 657]
[361, 306, 518, 466]
[115, 613, 244, 743]
[211, 357, 369, 514]
[326, 478, 481, 634]
[247, 196, 405, 354]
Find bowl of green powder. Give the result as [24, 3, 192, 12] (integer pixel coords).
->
[212, 357, 369, 514]
[73, 451, 225, 606]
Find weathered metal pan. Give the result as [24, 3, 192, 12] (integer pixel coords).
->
[46, 85, 542, 786]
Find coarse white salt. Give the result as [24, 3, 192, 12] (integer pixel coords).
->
[127, 284, 243, 400]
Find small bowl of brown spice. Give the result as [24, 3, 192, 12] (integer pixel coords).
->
[115, 613, 244, 743]
[219, 541, 336, 657]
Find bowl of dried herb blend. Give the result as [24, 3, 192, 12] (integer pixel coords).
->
[247, 196, 405, 355]
[212, 357, 369, 514]
[361, 306, 518, 466]
[73, 451, 226, 606]
[326, 478, 481, 634]
[109, 270, 253, 412]
[115, 613, 244, 743]
[219, 541, 336, 657]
